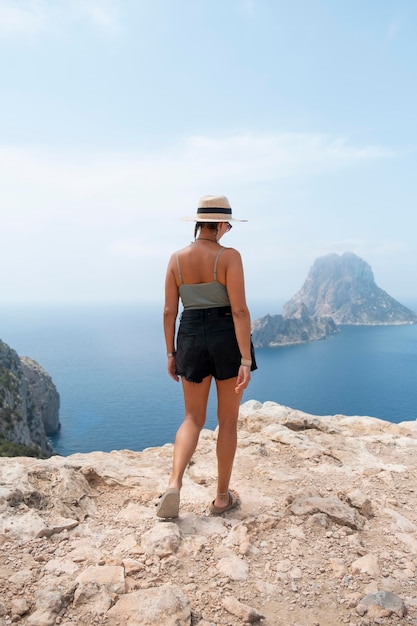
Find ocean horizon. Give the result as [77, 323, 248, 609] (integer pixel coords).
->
[1, 300, 417, 456]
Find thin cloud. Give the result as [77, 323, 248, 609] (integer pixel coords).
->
[239, 0, 255, 18]
[0, 133, 412, 303]
[0, 0, 44, 36]
[184, 133, 395, 183]
[0, 0, 122, 38]
[74, 0, 122, 34]
[0, 132, 396, 224]
[385, 18, 401, 44]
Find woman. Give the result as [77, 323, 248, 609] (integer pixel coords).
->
[157, 195, 257, 519]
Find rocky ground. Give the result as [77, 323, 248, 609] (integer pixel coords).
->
[1, 400, 417, 625]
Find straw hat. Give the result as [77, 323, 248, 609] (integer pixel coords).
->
[181, 195, 247, 222]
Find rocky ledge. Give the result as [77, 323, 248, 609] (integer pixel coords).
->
[1, 401, 417, 625]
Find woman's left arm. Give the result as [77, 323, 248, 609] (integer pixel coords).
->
[164, 254, 180, 382]
[223, 249, 252, 392]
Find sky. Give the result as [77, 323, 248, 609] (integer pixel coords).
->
[1, 0, 416, 314]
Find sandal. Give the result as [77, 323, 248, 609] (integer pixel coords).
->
[156, 488, 180, 518]
[209, 490, 240, 516]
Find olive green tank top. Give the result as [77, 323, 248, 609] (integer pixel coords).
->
[177, 248, 231, 310]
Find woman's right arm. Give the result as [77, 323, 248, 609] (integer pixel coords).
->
[164, 255, 180, 382]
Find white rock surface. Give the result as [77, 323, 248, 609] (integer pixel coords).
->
[1, 400, 417, 625]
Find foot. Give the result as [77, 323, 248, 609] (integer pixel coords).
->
[209, 490, 240, 516]
[156, 488, 180, 518]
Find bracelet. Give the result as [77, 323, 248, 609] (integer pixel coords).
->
[167, 352, 176, 358]
[241, 358, 252, 367]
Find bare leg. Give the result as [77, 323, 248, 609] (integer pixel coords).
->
[213, 377, 243, 508]
[167, 375, 212, 490]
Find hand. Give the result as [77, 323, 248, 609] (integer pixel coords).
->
[167, 356, 179, 382]
[235, 365, 250, 394]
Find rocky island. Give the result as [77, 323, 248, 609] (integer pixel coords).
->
[252, 252, 417, 348]
[284, 252, 417, 325]
[1, 400, 417, 625]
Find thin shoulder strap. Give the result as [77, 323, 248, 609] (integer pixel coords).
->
[213, 247, 226, 281]
[176, 252, 183, 285]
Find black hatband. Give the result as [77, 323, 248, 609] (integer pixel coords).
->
[197, 207, 231, 214]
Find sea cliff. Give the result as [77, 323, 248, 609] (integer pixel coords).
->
[0, 340, 60, 457]
[1, 401, 417, 625]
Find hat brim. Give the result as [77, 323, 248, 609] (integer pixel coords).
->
[181, 216, 247, 222]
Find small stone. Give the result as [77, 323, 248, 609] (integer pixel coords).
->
[223, 595, 265, 623]
[356, 590, 406, 619]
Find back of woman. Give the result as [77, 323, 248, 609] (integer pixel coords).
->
[157, 195, 257, 520]
[174, 241, 230, 287]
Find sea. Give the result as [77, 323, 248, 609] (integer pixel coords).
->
[1, 301, 417, 457]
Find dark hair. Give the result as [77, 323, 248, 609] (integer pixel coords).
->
[194, 222, 219, 239]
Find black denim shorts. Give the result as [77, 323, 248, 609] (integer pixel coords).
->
[175, 306, 257, 383]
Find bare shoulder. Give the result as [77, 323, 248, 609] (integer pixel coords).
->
[221, 246, 241, 256]
[220, 247, 243, 263]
